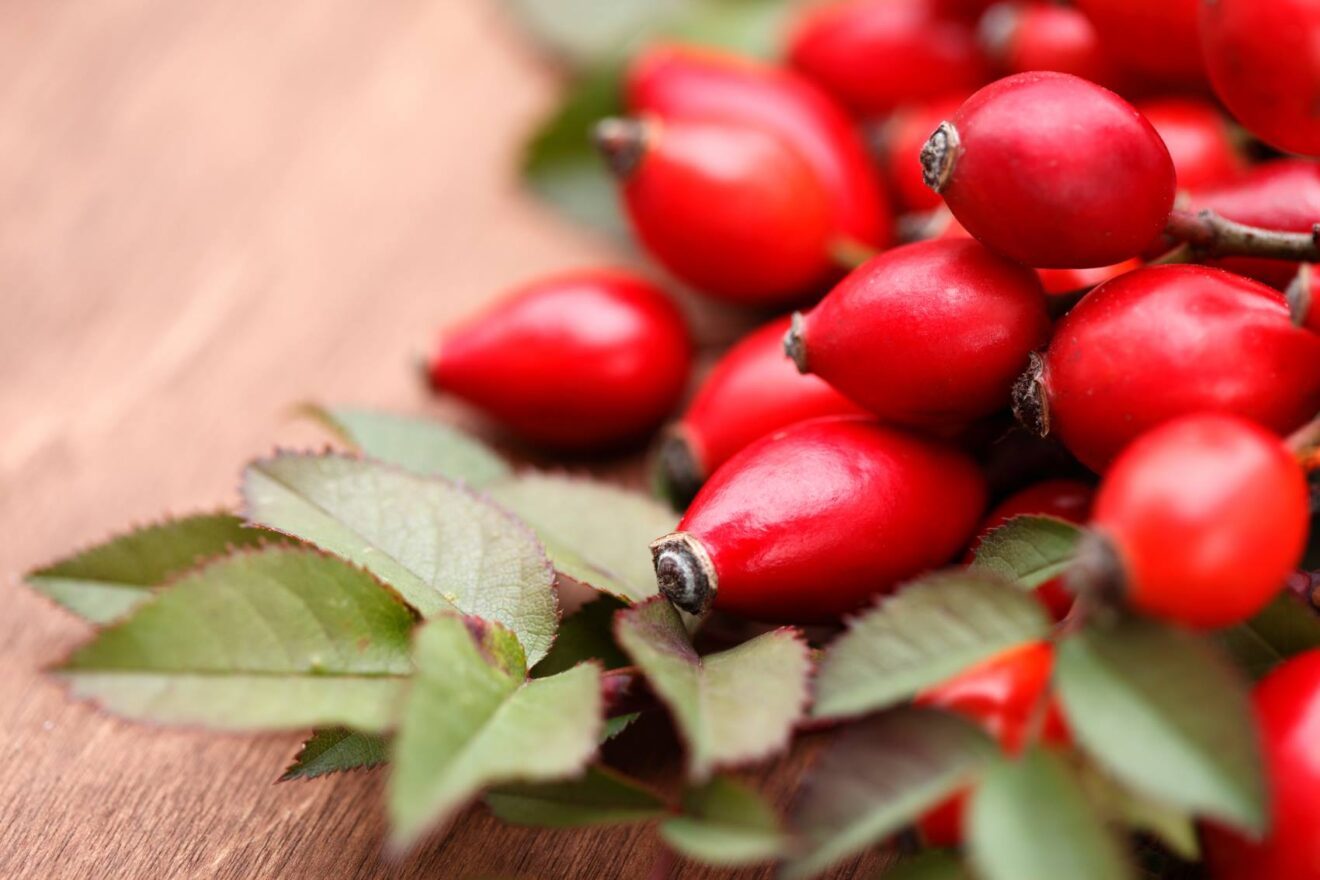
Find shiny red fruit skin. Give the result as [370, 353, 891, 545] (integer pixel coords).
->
[679, 417, 986, 622]
[1094, 413, 1310, 628]
[1201, 0, 1320, 157]
[982, 2, 1115, 85]
[968, 480, 1095, 619]
[1038, 265, 1320, 472]
[1189, 160, 1320, 288]
[785, 0, 988, 117]
[796, 238, 1049, 428]
[1035, 259, 1141, 296]
[935, 72, 1176, 269]
[1138, 98, 1244, 192]
[1073, 0, 1204, 89]
[428, 270, 690, 450]
[628, 44, 892, 252]
[916, 642, 1070, 845]
[1206, 650, 1320, 879]
[620, 117, 836, 305]
[673, 316, 866, 480]
[884, 96, 966, 213]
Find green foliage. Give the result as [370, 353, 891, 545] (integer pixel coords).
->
[387, 615, 602, 850]
[970, 515, 1084, 590]
[243, 453, 559, 664]
[532, 597, 630, 678]
[26, 513, 277, 624]
[1219, 591, 1320, 679]
[968, 749, 1132, 880]
[615, 598, 811, 781]
[56, 547, 414, 731]
[660, 776, 785, 866]
[486, 766, 667, 828]
[882, 852, 972, 880]
[302, 405, 511, 485]
[1056, 615, 1266, 835]
[282, 729, 389, 781]
[813, 571, 1052, 721]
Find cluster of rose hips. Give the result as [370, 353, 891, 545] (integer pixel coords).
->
[426, 0, 1320, 872]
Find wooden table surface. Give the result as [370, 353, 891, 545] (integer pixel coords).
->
[0, 2, 884, 877]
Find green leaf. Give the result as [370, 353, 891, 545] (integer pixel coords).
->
[501, 0, 684, 68]
[783, 708, 994, 880]
[56, 547, 413, 731]
[812, 571, 1052, 721]
[243, 453, 558, 665]
[485, 765, 667, 828]
[970, 515, 1084, 589]
[1077, 760, 1199, 861]
[968, 749, 1132, 880]
[882, 852, 972, 880]
[532, 597, 629, 678]
[302, 405, 510, 485]
[615, 598, 810, 781]
[25, 513, 276, 624]
[1219, 591, 1320, 679]
[1055, 616, 1266, 835]
[660, 776, 784, 866]
[281, 728, 389, 781]
[488, 473, 676, 603]
[388, 615, 602, 850]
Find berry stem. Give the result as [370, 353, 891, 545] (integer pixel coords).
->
[1164, 209, 1320, 262]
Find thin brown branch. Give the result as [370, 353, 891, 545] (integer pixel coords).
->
[1165, 209, 1320, 262]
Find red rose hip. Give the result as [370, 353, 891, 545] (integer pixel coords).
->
[786, 238, 1049, 428]
[427, 269, 690, 451]
[596, 116, 836, 305]
[921, 72, 1176, 268]
[1138, 98, 1244, 192]
[655, 316, 865, 505]
[651, 417, 986, 622]
[1205, 650, 1320, 878]
[1018, 265, 1320, 471]
[1201, 0, 1320, 157]
[1086, 413, 1310, 628]
[979, 2, 1114, 85]
[1074, 0, 1204, 88]
[882, 96, 966, 213]
[785, 0, 988, 117]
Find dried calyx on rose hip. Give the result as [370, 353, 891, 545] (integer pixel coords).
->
[785, 238, 1049, 429]
[1205, 650, 1320, 878]
[916, 641, 1069, 847]
[784, 0, 988, 117]
[1201, 0, 1320, 157]
[1071, 413, 1310, 629]
[1015, 264, 1320, 472]
[654, 315, 865, 507]
[920, 71, 1176, 269]
[650, 417, 986, 622]
[1287, 264, 1320, 334]
[426, 268, 691, 451]
[880, 95, 966, 214]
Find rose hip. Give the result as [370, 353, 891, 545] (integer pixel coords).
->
[1018, 265, 1320, 472]
[785, 0, 988, 117]
[979, 2, 1114, 85]
[922, 72, 1176, 268]
[881, 96, 966, 213]
[427, 269, 690, 451]
[655, 316, 866, 506]
[651, 417, 986, 621]
[1138, 98, 1244, 193]
[1086, 413, 1310, 628]
[1073, 0, 1204, 89]
[786, 238, 1050, 429]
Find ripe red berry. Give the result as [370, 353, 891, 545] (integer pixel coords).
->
[1087, 413, 1310, 628]
[882, 96, 966, 213]
[1138, 98, 1244, 192]
[651, 417, 986, 622]
[922, 72, 1176, 269]
[627, 44, 891, 254]
[1287, 265, 1320, 335]
[427, 269, 690, 450]
[1187, 160, 1320, 288]
[916, 641, 1069, 845]
[1205, 650, 1320, 878]
[656, 316, 866, 505]
[1018, 265, 1320, 472]
[596, 116, 836, 305]
[785, 0, 989, 117]
[968, 479, 1096, 619]
[786, 238, 1049, 429]
[1201, 0, 1320, 157]
[979, 2, 1115, 85]
[1035, 259, 1141, 297]
[1073, 0, 1204, 89]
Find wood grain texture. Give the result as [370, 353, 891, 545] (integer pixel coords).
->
[0, 2, 886, 877]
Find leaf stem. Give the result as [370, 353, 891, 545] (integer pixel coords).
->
[1164, 209, 1320, 262]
